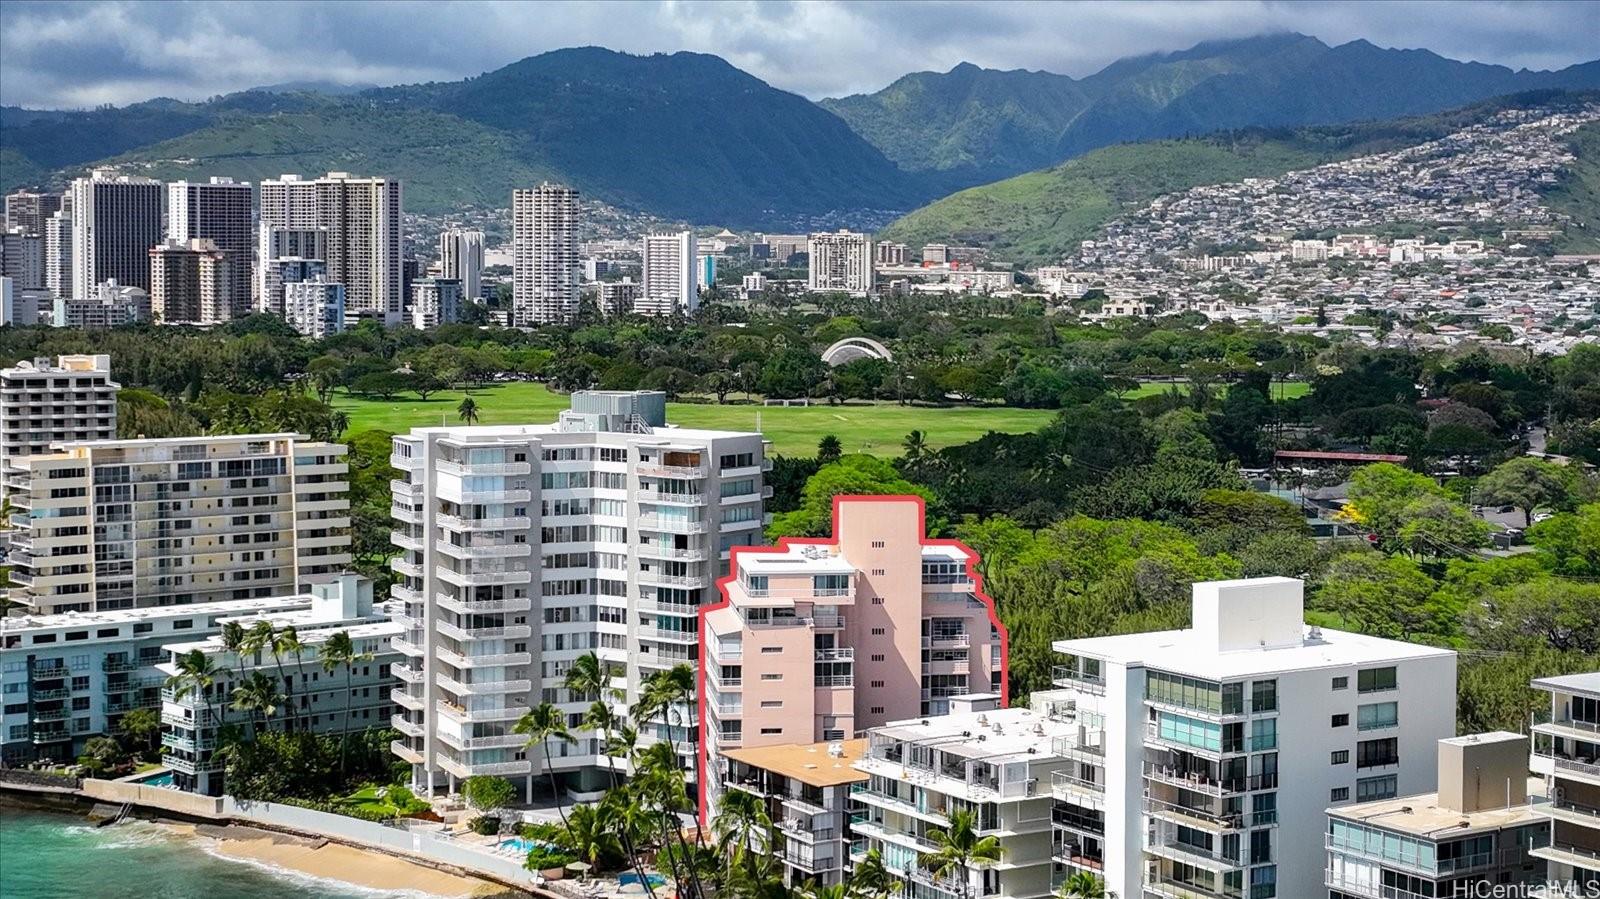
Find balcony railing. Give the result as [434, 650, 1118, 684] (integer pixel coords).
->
[815, 648, 855, 661]
[1052, 666, 1107, 694]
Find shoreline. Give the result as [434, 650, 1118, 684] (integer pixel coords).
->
[190, 822, 515, 898]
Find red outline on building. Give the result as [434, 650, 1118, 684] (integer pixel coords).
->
[695, 494, 1011, 825]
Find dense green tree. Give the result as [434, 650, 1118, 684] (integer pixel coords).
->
[768, 455, 936, 539]
[1475, 457, 1577, 526]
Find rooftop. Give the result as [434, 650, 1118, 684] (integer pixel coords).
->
[161, 619, 400, 656]
[1533, 672, 1600, 698]
[1328, 776, 1545, 839]
[1, 594, 317, 634]
[1054, 623, 1453, 680]
[722, 739, 868, 787]
[871, 705, 1075, 764]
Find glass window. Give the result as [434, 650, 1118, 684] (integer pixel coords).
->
[1251, 679, 1278, 713]
[1358, 667, 1397, 693]
[1357, 702, 1399, 731]
[1357, 738, 1399, 769]
[1250, 718, 1277, 751]
[1157, 712, 1222, 752]
[1357, 774, 1398, 802]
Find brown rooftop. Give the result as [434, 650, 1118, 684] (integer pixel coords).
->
[721, 738, 868, 787]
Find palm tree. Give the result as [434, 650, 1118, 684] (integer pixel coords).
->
[231, 671, 284, 735]
[851, 847, 899, 899]
[902, 430, 928, 466]
[457, 396, 479, 426]
[816, 434, 843, 465]
[920, 809, 1004, 899]
[329, 410, 351, 437]
[219, 620, 250, 696]
[117, 707, 161, 757]
[631, 741, 706, 899]
[272, 625, 305, 730]
[566, 652, 622, 780]
[712, 788, 770, 881]
[1057, 871, 1115, 899]
[806, 885, 850, 899]
[165, 649, 225, 743]
[564, 798, 624, 870]
[513, 701, 575, 828]
[318, 630, 372, 776]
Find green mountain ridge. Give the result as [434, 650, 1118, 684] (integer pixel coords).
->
[878, 91, 1600, 265]
[826, 33, 1600, 191]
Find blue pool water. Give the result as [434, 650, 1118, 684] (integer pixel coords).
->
[497, 836, 553, 853]
[620, 873, 667, 888]
[136, 770, 176, 787]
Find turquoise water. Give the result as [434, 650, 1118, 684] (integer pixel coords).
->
[0, 807, 423, 898]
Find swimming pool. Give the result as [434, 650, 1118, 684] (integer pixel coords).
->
[134, 770, 175, 788]
[496, 837, 556, 853]
[619, 873, 668, 888]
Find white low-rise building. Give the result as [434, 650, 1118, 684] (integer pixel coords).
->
[1050, 577, 1457, 899]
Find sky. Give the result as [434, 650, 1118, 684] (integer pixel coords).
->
[2, 0, 1597, 109]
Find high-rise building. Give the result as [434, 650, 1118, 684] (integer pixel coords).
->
[1, 227, 45, 289]
[0, 277, 45, 327]
[70, 170, 163, 299]
[148, 238, 242, 325]
[4, 190, 62, 235]
[1046, 577, 1457, 899]
[719, 739, 867, 889]
[0, 354, 118, 482]
[512, 183, 580, 325]
[1326, 732, 1548, 899]
[388, 391, 767, 801]
[260, 173, 402, 325]
[853, 697, 1077, 899]
[701, 497, 1006, 815]
[697, 254, 716, 292]
[921, 244, 950, 265]
[638, 231, 697, 316]
[167, 178, 253, 312]
[6, 433, 352, 614]
[52, 281, 149, 329]
[158, 575, 398, 794]
[1, 591, 325, 767]
[256, 225, 328, 314]
[44, 210, 71, 298]
[598, 278, 641, 316]
[284, 276, 346, 339]
[410, 277, 463, 330]
[438, 228, 484, 302]
[807, 231, 873, 295]
[1529, 672, 1600, 888]
[875, 242, 907, 266]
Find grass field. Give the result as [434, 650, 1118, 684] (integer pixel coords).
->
[333, 382, 1059, 457]
[1121, 381, 1312, 401]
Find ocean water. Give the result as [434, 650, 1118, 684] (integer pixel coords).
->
[0, 807, 421, 898]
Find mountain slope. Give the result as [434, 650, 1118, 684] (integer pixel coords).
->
[829, 34, 1600, 191]
[880, 91, 1597, 265]
[1, 48, 927, 225]
[820, 63, 1091, 189]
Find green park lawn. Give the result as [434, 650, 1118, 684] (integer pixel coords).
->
[1120, 380, 1312, 401]
[332, 382, 1058, 457]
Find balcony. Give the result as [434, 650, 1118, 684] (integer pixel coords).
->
[636, 462, 707, 479]
[437, 621, 532, 642]
[437, 514, 531, 531]
[1146, 796, 1245, 833]
[1052, 666, 1107, 694]
[392, 665, 425, 684]
[437, 595, 533, 615]
[1532, 840, 1600, 872]
[815, 648, 855, 662]
[1052, 839, 1105, 873]
[1534, 743, 1600, 782]
[1145, 833, 1241, 873]
[812, 615, 846, 629]
[638, 545, 708, 562]
[391, 636, 425, 657]
[391, 687, 426, 710]
[436, 459, 531, 477]
[436, 673, 532, 696]
[31, 708, 70, 722]
[435, 566, 532, 587]
[390, 714, 426, 738]
[101, 657, 141, 673]
[435, 540, 526, 559]
[638, 627, 698, 644]
[436, 700, 525, 724]
[391, 740, 424, 764]
[1051, 770, 1105, 802]
[637, 516, 709, 534]
[639, 570, 706, 588]
[390, 530, 425, 552]
[390, 557, 424, 579]
[926, 632, 970, 648]
[437, 647, 533, 668]
[437, 730, 528, 751]
[453, 488, 532, 505]
[637, 489, 706, 505]
[1531, 792, 1600, 827]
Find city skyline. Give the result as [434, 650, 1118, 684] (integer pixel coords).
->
[0, 0, 1595, 109]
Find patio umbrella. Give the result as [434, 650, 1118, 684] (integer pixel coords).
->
[566, 861, 593, 877]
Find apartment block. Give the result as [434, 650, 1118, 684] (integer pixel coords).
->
[1, 592, 320, 765]
[6, 433, 351, 614]
[52, 281, 149, 329]
[1326, 732, 1548, 899]
[410, 276, 463, 329]
[159, 575, 399, 794]
[0, 354, 118, 480]
[257, 225, 328, 314]
[388, 391, 766, 801]
[722, 739, 867, 888]
[259, 173, 402, 325]
[700, 496, 1007, 816]
[638, 230, 697, 316]
[71, 170, 163, 298]
[512, 183, 580, 325]
[853, 698, 1072, 899]
[807, 231, 873, 295]
[284, 276, 346, 338]
[167, 178, 253, 309]
[2, 227, 45, 289]
[1049, 577, 1457, 899]
[1529, 672, 1600, 888]
[5, 190, 63, 236]
[438, 228, 484, 302]
[149, 238, 242, 325]
[44, 210, 71, 298]
[598, 278, 641, 317]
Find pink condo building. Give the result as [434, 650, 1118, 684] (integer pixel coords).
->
[698, 495, 1009, 819]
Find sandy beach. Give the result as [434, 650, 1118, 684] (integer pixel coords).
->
[194, 823, 516, 897]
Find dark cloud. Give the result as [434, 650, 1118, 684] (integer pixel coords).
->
[1, 0, 1595, 108]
